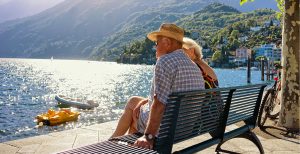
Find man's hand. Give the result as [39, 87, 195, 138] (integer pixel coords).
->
[133, 135, 154, 149]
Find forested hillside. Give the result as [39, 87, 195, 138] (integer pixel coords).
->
[117, 3, 281, 65]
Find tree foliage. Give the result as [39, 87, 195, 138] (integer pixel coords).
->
[116, 37, 156, 64]
[212, 50, 222, 62]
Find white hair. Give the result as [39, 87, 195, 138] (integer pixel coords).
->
[182, 37, 203, 59]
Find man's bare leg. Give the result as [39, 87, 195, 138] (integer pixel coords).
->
[110, 96, 145, 138]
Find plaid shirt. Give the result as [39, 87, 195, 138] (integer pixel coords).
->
[138, 49, 205, 133]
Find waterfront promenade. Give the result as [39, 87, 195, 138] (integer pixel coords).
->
[1, 120, 299, 154]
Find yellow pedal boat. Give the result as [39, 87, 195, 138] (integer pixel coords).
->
[36, 109, 80, 126]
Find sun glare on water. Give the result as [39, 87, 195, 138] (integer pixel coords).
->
[0, 58, 154, 142]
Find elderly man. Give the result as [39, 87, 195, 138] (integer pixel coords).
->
[111, 23, 205, 149]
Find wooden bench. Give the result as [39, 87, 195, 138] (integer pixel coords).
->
[58, 84, 267, 154]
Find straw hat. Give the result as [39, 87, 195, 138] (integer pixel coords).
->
[147, 23, 184, 43]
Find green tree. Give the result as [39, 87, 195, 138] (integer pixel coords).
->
[254, 56, 265, 61]
[275, 0, 284, 19]
[117, 37, 155, 64]
[230, 30, 239, 39]
[212, 50, 222, 63]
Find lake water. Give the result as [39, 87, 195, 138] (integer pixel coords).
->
[0, 58, 267, 142]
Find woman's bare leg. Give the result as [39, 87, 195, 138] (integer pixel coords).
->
[110, 96, 145, 138]
[128, 112, 138, 134]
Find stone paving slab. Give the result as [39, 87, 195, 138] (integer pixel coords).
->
[0, 143, 19, 154]
[0, 120, 299, 154]
[263, 139, 300, 152]
[73, 134, 98, 148]
[17, 144, 40, 153]
[35, 142, 74, 154]
[5, 135, 55, 148]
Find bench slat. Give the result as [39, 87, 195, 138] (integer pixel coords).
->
[232, 88, 260, 93]
[177, 106, 222, 119]
[231, 94, 259, 102]
[228, 114, 252, 123]
[229, 102, 256, 110]
[230, 106, 254, 112]
[58, 140, 158, 154]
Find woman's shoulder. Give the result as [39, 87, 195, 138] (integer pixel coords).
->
[197, 60, 218, 80]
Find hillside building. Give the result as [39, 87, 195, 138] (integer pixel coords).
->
[236, 47, 251, 58]
[255, 44, 281, 61]
[234, 47, 251, 66]
[264, 19, 281, 27]
[250, 26, 262, 32]
[190, 31, 200, 39]
[239, 36, 248, 42]
[202, 48, 212, 59]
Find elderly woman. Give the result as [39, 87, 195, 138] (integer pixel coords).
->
[183, 37, 219, 89]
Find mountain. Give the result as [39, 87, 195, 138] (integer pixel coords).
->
[0, 0, 153, 58]
[0, 0, 278, 59]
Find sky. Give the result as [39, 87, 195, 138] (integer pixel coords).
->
[0, 0, 11, 5]
[0, 0, 65, 23]
[225, 0, 279, 12]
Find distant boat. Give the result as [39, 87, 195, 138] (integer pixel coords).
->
[55, 95, 99, 110]
[51, 56, 54, 61]
[251, 67, 259, 71]
[237, 67, 247, 70]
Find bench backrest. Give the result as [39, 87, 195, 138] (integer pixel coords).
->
[226, 85, 265, 127]
[154, 84, 266, 154]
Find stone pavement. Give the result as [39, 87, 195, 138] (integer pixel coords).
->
[0, 120, 299, 154]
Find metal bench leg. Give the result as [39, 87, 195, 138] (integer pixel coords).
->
[215, 131, 264, 154]
[215, 142, 240, 154]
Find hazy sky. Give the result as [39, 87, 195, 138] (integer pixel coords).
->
[0, 0, 65, 23]
[225, 0, 278, 12]
[0, 0, 10, 5]
[0, 0, 64, 5]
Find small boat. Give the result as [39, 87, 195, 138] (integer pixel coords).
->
[251, 67, 259, 71]
[36, 109, 80, 126]
[237, 67, 247, 70]
[55, 95, 99, 110]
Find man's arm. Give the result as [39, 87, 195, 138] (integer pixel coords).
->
[133, 96, 165, 149]
[145, 95, 166, 135]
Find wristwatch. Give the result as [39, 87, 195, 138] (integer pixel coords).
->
[144, 133, 154, 141]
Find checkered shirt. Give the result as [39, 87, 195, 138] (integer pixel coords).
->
[137, 49, 205, 133]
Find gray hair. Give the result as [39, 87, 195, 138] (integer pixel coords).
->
[183, 37, 203, 59]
